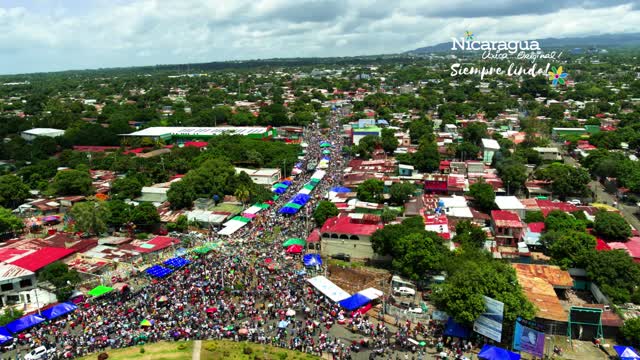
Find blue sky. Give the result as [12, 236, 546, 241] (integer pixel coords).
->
[1, 0, 640, 74]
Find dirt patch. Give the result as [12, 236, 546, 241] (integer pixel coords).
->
[327, 264, 390, 295]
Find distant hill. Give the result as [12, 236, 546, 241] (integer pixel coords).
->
[407, 33, 640, 54]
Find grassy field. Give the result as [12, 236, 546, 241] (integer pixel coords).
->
[78, 341, 193, 360]
[200, 340, 319, 360]
[77, 341, 319, 360]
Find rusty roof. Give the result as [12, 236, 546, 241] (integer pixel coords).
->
[513, 264, 572, 322]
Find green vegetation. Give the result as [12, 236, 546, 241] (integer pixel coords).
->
[312, 201, 339, 226]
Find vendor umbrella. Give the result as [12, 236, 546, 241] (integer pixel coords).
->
[285, 309, 296, 317]
[206, 307, 218, 313]
[322, 150, 331, 155]
[320, 142, 332, 148]
[157, 296, 168, 302]
[283, 238, 306, 247]
[286, 245, 303, 254]
[140, 319, 153, 327]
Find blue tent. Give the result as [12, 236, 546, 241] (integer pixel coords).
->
[478, 345, 521, 360]
[278, 207, 299, 215]
[6, 314, 45, 334]
[272, 187, 286, 195]
[291, 194, 311, 206]
[322, 156, 331, 160]
[443, 317, 471, 338]
[281, 180, 293, 186]
[145, 265, 174, 278]
[41, 302, 77, 320]
[331, 187, 351, 193]
[0, 327, 12, 344]
[164, 257, 191, 268]
[303, 254, 322, 266]
[614, 346, 640, 360]
[339, 293, 371, 311]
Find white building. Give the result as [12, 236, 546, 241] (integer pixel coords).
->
[21, 128, 65, 141]
[494, 196, 526, 218]
[481, 138, 501, 164]
[235, 168, 281, 186]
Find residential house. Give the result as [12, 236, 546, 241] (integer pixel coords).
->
[491, 210, 524, 247]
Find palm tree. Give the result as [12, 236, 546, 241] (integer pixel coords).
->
[234, 186, 250, 208]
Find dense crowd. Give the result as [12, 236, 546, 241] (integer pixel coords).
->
[3, 114, 476, 360]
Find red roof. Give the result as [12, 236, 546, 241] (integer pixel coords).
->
[527, 222, 545, 233]
[596, 239, 611, 251]
[132, 236, 180, 254]
[307, 229, 321, 243]
[183, 141, 208, 148]
[491, 210, 523, 228]
[0, 248, 30, 262]
[320, 216, 382, 236]
[73, 146, 121, 152]
[537, 200, 578, 213]
[608, 237, 640, 260]
[9, 247, 76, 272]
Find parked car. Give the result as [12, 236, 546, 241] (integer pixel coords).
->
[568, 199, 582, 205]
[331, 253, 351, 262]
[24, 346, 55, 360]
[399, 301, 413, 309]
[408, 307, 423, 314]
[393, 287, 416, 296]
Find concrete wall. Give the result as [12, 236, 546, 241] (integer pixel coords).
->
[321, 236, 375, 259]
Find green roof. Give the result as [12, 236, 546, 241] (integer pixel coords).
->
[303, 184, 315, 190]
[286, 203, 303, 209]
[283, 238, 306, 247]
[88, 285, 114, 297]
[232, 216, 251, 223]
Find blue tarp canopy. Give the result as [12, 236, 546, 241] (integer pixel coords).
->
[281, 180, 293, 186]
[291, 194, 311, 205]
[322, 156, 331, 160]
[164, 257, 191, 268]
[377, 119, 389, 125]
[0, 327, 12, 344]
[331, 187, 351, 193]
[279, 207, 299, 215]
[614, 346, 640, 360]
[6, 314, 45, 334]
[303, 254, 322, 266]
[41, 302, 77, 320]
[145, 265, 174, 278]
[272, 187, 286, 194]
[443, 317, 471, 338]
[339, 293, 372, 311]
[478, 345, 521, 360]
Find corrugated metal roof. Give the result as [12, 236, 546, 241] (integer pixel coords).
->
[0, 264, 34, 281]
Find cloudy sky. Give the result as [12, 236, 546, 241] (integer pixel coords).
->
[1, 0, 640, 74]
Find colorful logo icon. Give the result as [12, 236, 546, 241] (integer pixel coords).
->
[465, 31, 474, 41]
[548, 66, 568, 86]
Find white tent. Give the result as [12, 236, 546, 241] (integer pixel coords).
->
[357, 287, 384, 300]
[218, 220, 247, 236]
[307, 276, 350, 302]
[243, 205, 263, 215]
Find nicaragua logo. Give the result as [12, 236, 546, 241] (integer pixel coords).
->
[548, 66, 568, 86]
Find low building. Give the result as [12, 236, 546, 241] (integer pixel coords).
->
[481, 138, 500, 165]
[135, 187, 169, 203]
[491, 210, 524, 247]
[235, 167, 281, 186]
[121, 126, 276, 143]
[352, 126, 381, 146]
[21, 128, 65, 141]
[532, 147, 562, 161]
[495, 196, 526, 218]
[320, 215, 383, 259]
[0, 264, 36, 307]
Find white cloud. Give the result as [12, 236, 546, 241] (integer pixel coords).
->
[0, 0, 639, 74]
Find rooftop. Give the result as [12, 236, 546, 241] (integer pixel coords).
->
[491, 210, 523, 228]
[122, 126, 270, 137]
[9, 247, 76, 272]
[481, 138, 500, 150]
[495, 196, 526, 210]
[513, 264, 572, 322]
[321, 215, 383, 236]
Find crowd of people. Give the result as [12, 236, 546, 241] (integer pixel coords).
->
[3, 113, 479, 360]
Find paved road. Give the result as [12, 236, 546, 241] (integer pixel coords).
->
[563, 154, 640, 231]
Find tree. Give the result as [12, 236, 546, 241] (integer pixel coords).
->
[234, 185, 251, 207]
[462, 122, 488, 146]
[594, 211, 632, 241]
[51, 169, 92, 195]
[535, 163, 590, 200]
[131, 203, 160, 227]
[167, 179, 197, 209]
[313, 201, 339, 226]
[357, 135, 381, 159]
[104, 200, 132, 228]
[0, 175, 30, 209]
[585, 250, 640, 303]
[371, 217, 426, 256]
[496, 159, 528, 195]
[433, 249, 536, 325]
[0, 308, 23, 326]
[524, 211, 545, 223]
[38, 261, 81, 301]
[542, 230, 596, 269]
[111, 175, 145, 200]
[621, 318, 640, 347]
[544, 210, 586, 232]
[454, 221, 487, 249]
[389, 182, 414, 205]
[391, 232, 447, 280]
[467, 181, 495, 212]
[413, 136, 440, 173]
[381, 208, 399, 223]
[357, 179, 384, 203]
[0, 207, 24, 234]
[71, 201, 109, 236]
[167, 214, 189, 232]
[381, 128, 399, 154]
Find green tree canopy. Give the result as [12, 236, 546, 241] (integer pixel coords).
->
[453, 220, 487, 249]
[381, 128, 399, 154]
[467, 181, 495, 212]
[544, 210, 586, 232]
[413, 136, 440, 173]
[131, 202, 160, 227]
[621, 318, 640, 347]
[542, 230, 596, 269]
[0, 207, 24, 234]
[594, 211, 632, 241]
[51, 169, 92, 196]
[391, 232, 447, 280]
[71, 201, 109, 236]
[313, 201, 339, 226]
[357, 178, 384, 203]
[535, 163, 590, 200]
[585, 249, 640, 303]
[389, 182, 414, 205]
[0, 175, 30, 209]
